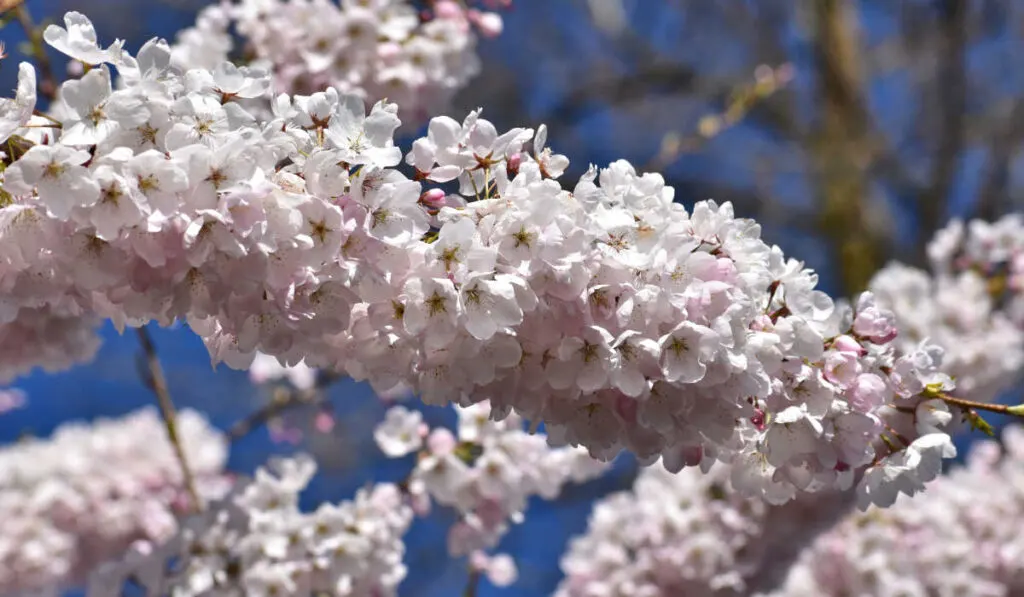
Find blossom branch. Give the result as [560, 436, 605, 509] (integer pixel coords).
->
[134, 326, 203, 512]
[647, 63, 794, 170]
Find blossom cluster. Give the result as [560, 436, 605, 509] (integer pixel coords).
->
[171, 0, 509, 129]
[558, 426, 1024, 597]
[767, 426, 1024, 597]
[0, 306, 101, 384]
[555, 462, 769, 597]
[867, 217, 1024, 405]
[87, 455, 413, 597]
[0, 387, 24, 415]
[929, 213, 1024, 326]
[0, 11, 963, 508]
[0, 406, 228, 597]
[374, 401, 606, 578]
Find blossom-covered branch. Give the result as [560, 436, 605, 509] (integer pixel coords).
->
[0, 11, 979, 509]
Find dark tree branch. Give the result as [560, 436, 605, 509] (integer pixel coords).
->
[916, 0, 968, 255]
[228, 371, 341, 441]
[975, 100, 1024, 222]
[808, 0, 891, 295]
[135, 326, 203, 513]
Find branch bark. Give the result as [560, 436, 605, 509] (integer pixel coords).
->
[228, 371, 341, 441]
[135, 326, 203, 513]
[916, 0, 968, 256]
[975, 100, 1024, 221]
[807, 0, 889, 295]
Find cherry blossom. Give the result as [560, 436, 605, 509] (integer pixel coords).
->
[169, 0, 512, 130]
[768, 426, 1024, 597]
[0, 406, 228, 596]
[88, 455, 412, 597]
[374, 401, 607, 570]
[0, 63, 37, 145]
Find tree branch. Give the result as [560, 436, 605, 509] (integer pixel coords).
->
[135, 326, 203, 513]
[807, 0, 890, 295]
[916, 0, 968, 255]
[935, 392, 1024, 418]
[975, 99, 1024, 221]
[228, 371, 341, 441]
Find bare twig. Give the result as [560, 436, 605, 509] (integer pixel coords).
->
[647, 64, 794, 170]
[228, 371, 341, 441]
[462, 568, 482, 597]
[135, 326, 203, 513]
[10, 1, 57, 101]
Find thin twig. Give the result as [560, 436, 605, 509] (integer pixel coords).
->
[135, 326, 203, 512]
[228, 371, 341, 441]
[462, 568, 482, 597]
[10, 1, 57, 101]
[935, 392, 1024, 418]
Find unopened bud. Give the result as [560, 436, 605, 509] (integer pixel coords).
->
[469, 10, 504, 37]
[433, 0, 464, 20]
[419, 188, 446, 209]
[506, 153, 522, 177]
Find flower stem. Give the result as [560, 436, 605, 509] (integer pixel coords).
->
[135, 326, 203, 512]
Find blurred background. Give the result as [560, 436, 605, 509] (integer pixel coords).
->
[2, 0, 1022, 594]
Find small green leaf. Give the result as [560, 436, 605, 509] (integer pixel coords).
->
[967, 410, 995, 437]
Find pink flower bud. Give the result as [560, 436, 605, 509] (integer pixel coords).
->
[681, 445, 703, 467]
[433, 1, 465, 20]
[824, 350, 862, 389]
[506, 153, 522, 177]
[475, 497, 506, 528]
[750, 408, 766, 431]
[486, 553, 518, 587]
[469, 10, 504, 37]
[469, 550, 490, 572]
[847, 373, 887, 413]
[427, 427, 457, 456]
[314, 411, 335, 433]
[419, 188, 447, 209]
[853, 293, 898, 344]
[832, 334, 865, 355]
